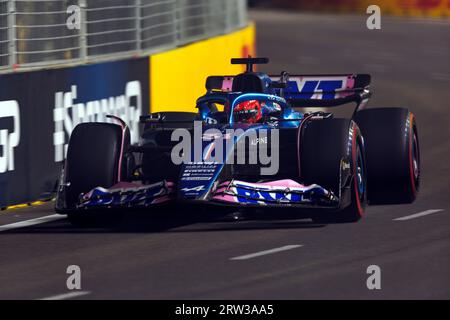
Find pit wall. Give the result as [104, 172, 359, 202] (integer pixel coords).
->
[0, 25, 255, 208]
[271, 0, 450, 18]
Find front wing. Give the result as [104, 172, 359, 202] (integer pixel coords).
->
[78, 181, 175, 209]
[77, 179, 339, 210]
[211, 179, 339, 208]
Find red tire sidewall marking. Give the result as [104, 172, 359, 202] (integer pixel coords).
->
[352, 124, 364, 216]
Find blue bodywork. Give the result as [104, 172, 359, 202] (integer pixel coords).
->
[67, 69, 368, 210]
[178, 90, 304, 201]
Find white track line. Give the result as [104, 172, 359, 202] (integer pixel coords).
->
[230, 245, 303, 261]
[0, 214, 64, 232]
[393, 209, 444, 221]
[39, 291, 91, 300]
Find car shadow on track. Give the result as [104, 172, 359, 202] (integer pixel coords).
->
[2, 207, 326, 234]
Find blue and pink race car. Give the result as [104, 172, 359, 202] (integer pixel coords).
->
[55, 57, 420, 224]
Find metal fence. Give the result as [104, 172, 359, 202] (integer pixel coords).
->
[0, 0, 248, 72]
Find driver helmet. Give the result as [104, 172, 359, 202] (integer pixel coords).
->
[234, 100, 282, 124]
[233, 100, 262, 124]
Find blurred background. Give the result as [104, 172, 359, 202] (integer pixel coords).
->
[249, 0, 450, 18]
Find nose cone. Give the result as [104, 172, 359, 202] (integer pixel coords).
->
[179, 162, 223, 200]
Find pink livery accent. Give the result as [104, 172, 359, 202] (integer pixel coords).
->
[221, 77, 234, 92]
[238, 179, 309, 188]
[105, 181, 175, 191]
[212, 179, 335, 205]
[346, 75, 355, 89]
[106, 115, 127, 182]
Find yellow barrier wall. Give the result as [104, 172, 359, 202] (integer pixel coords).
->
[150, 24, 256, 113]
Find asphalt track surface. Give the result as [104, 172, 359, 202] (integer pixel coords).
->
[1, 10, 450, 300]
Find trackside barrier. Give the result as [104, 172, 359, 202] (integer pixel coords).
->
[0, 57, 150, 207]
[0, 0, 249, 72]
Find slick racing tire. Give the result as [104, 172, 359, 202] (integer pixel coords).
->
[354, 108, 420, 204]
[65, 123, 125, 213]
[300, 118, 367, 223]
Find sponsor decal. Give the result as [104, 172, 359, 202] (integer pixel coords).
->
[232, 182, 328, 204]
[0, 100, 20, 174]
[53, 81, 142, 162]
[172, 121, 279, 176]
[213, 180, 338, 206]
[287, 77, 348, 100]
[181, 185, 206, 192]
[251, 136, 268, 146]
[0, 57, 149, 207]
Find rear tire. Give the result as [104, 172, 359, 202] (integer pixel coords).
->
[354, 108, 420, 204]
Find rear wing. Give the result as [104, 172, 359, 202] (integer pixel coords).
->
[206, 76, 235, 92]
[205, 74, 371, 108]
[272, 74, 371, 108]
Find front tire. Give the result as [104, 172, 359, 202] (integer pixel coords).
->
[334, 137, 367, 222]
[300, 118, 366, 223]
[62, 122, 125, 225]
[314, 136, 366, 223]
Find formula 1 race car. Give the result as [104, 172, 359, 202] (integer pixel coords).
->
[55, 57, 420, 224]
